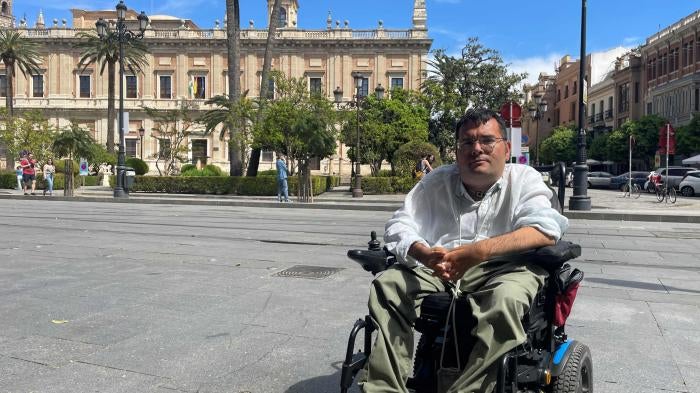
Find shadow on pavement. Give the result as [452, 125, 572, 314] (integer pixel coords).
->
[587, 277, 700, 294]
[284, 361, 361, 393]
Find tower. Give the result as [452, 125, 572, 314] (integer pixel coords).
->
[268, 0, 298, 28]
[0, 0, 13, 28]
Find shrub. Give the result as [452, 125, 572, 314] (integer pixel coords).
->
[258, 169, 277, 176]
[203, 164, 223, 176]
[361, 176, 418, 194]
[124, 175, 336, 196]
[394, 141, 441, 178]
[376, 169, 393, 177]
[89, 144, 117, 167]
[55, 159, 80, 176]
[125, 157, 149, 175]
[0, 172, 17, 189]
[180, 164, 196, 173]
[181, 166, 224, 177]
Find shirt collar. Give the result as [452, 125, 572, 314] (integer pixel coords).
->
[453, 166, 506, 202]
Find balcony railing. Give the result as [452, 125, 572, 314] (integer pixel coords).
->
[605, 109, 613, 119]
[595, 113, 603, 122]
[17, 27, 426, 41]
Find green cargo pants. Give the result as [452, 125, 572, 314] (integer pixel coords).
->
[359, 260, 547, 393]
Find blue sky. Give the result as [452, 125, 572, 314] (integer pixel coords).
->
[12, 1, 699, 85]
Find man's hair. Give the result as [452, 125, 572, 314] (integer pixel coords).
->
[454, 108, 507, 140]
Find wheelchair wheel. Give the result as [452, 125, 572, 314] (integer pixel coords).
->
[552, 342, 593, 393]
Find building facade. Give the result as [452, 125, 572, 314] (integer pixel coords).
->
[642, 9, 700, 127]
[0, 0, 432, 176]
[522, 72, 556, 165]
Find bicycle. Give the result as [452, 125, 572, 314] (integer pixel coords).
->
[656, 185, 677, 204]
[621, 183, 641, 199]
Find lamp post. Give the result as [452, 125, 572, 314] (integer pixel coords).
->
[528, 93, 547, 166]
[138, 126, 145, 159]
[569, 0, 592, 210]
[333, 80, 385, 198]
[96, 1, 148, 198]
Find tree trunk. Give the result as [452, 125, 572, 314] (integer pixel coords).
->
[6, 61, 14, 116]
[107, 60, 116, 153]
[246, 0, 282, 177]
[297, 161, 311, 203]
[226, 0, 243, 176]
[64, 159, 74, 197]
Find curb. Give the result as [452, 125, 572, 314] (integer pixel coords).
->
[2, 194, 700, 222]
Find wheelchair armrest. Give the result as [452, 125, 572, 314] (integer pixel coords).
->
[347, 248, 395, 275]
[494, 241, 581, 272]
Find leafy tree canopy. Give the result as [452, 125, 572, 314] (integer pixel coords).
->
[676, 113, 700, 156]
[539, 125, 576, 164]
[0, 109, 55, 164]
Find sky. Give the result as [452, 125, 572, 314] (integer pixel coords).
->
[11, 0, 700, 85]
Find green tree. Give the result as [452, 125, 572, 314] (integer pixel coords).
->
[256, 73, 337, 201]
[539, 126, 576, 164]
[247, 0, 283, 177]
[143, 102, 196, 176]
[0, 29, 42, 116]
[422, 37, 526, 159]
[588, 133, 609, 161]
[200, 93, 256, 173]
[676, 114, 700, 156]
[75, 31, 148, 153]
[0, 109, 55, 165]
[52, 124, 96, 196]
[340, 88, 429, 175]
[226, 0, 244, 176]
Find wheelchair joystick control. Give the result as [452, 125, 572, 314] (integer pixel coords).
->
[368, 231, 381, 251]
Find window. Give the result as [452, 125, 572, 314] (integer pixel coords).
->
[191, 75, 206, 99]
[573, 81, 577, 95]
[262, 150, 274, 162]
[79, 75, 91, 98]
[591, 103, 595, 117]
[309, 77, 322, 95]
[618, 83, 629, 112]
[608, 97, 613, 114]
[158, 139, 171, 159]
[695, 89, 699, 112]
[557, 89, 560, 102]
[634, 82, 639, 103]
[126, 75, 137, 98]
[0, 74, 7, 97]
[390, 77, 404, 90]
[569, 101, 575, 121]
[309, 156, 320, 171]
[159, 75, 172, 99]
[125, 139, 137, 158]
[191, 139, 208, 165]
[564, 85, 569, 99]
[32, 75, 43, 97]
[278, 7, 287, 27]
[266, 77, 275, 99]
[355, 77, 369, 97]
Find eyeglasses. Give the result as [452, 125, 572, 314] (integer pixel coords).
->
[458, 136, 506, 153]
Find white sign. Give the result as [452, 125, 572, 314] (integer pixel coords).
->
[509, 127, 522, 163]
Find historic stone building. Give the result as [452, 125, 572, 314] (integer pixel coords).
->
[642, 9, 700, 127]
[0, 0, 432, 176]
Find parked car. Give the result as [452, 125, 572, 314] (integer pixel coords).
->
[653, 167, 696, 190]
[610, 171, 649, 190]
[587, 171, 613, 188]
[679, 170, 700, 197]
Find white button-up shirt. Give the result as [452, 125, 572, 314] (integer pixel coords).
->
[384, 163, 569, 267]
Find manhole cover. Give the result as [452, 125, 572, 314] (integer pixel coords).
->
[273, 265, 344, 279]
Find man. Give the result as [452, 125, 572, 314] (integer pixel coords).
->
[360, 109, 568, 392]
[20, 152, 38, 196]
[276, 154, 290, 203]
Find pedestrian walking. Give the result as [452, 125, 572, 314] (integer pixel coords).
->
[42, 158, 56, 196]
[20, 151, 38, 195]
[276, 154, 290, 203]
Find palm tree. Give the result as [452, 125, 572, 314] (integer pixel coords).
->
[0, 29, 43, 117]
[247, 0, 283, 177]
[52, 124, 96, 197]
[226, 0, 243, 176]
[201, 94, 255, 173]
[74, 31, 148, 153]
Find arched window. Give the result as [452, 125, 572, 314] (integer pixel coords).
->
[1, 2, 8, 16]
[278, 7, 287, 27]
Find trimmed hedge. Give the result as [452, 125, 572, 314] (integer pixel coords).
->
[126, 174, 339, 196]
[361, 176, 418, 194]
[125, 157, 149, 175]
[0, 172, 100, 190]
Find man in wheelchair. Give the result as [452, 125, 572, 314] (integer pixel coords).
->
[358, 109, 571, 393]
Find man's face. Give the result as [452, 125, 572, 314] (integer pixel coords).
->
[456, 118, 511, 189]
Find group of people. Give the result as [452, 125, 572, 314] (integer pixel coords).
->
[15, 151, 56, 196]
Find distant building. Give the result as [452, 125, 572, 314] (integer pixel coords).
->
[0, 0, 432, 176]
[642, 9, 700, 126]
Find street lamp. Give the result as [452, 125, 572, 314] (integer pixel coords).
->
[333, 80, 385, 198]
[96, 1, 148, 198]
[528, 93, 547, 165]
[138, 126, 145, 159]
[569, 0, 591, 210]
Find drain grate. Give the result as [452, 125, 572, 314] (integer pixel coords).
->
[273, 265, 344, 279]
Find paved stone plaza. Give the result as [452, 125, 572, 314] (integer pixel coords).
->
[0, 200, 699, 392]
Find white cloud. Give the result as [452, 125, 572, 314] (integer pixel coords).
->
[506, 53, 563, 88]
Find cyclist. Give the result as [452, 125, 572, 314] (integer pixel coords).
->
[360, 109, 568, 392]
